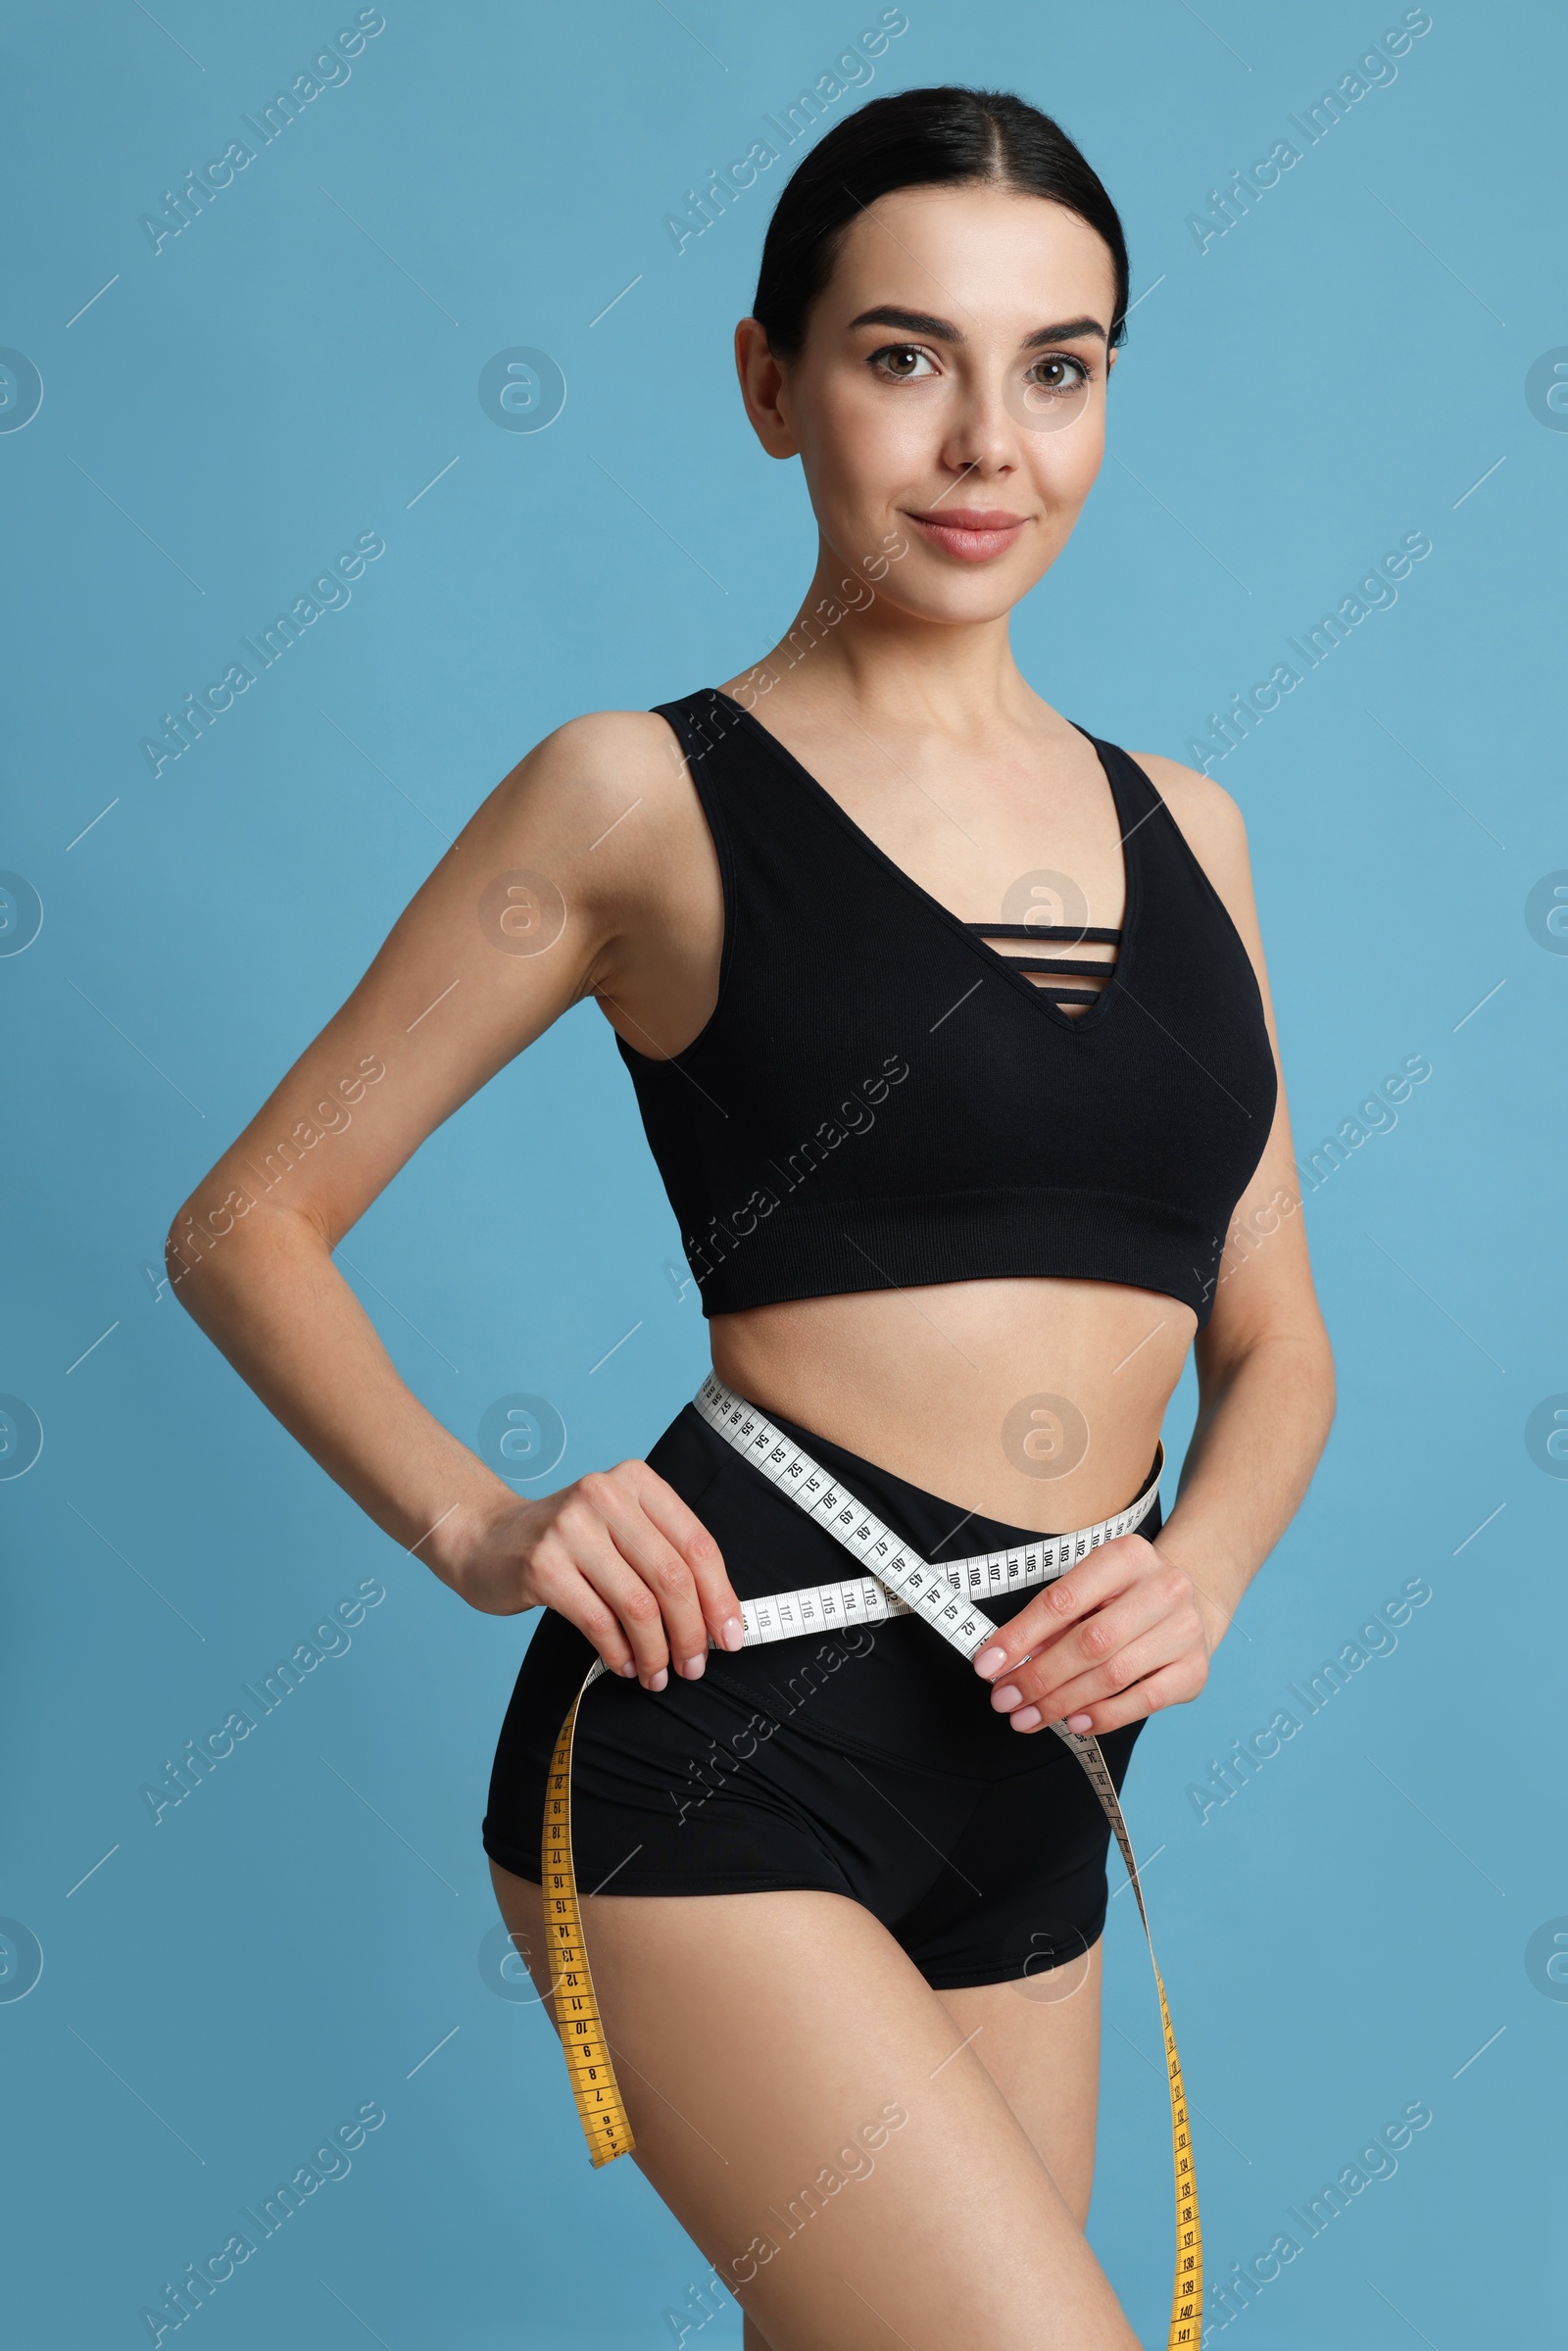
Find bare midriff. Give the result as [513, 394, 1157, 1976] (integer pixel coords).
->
[709, 1274, 1197, 1535]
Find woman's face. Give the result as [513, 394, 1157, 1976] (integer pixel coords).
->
[741, 183, 1120, 624]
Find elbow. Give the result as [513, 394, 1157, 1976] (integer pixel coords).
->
[164, 1178, 259, 1310]
[1199, 1310, 1336, 1446]
[163, 1206, 216, 1315]
[1300, 1299, 1336, 1416]
[1287, 1319, 1337, 1459]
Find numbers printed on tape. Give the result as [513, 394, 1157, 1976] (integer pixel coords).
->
[545, 1377, 1198, 2347]
[542, 1682, 633, 2167]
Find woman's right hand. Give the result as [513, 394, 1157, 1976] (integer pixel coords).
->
[450, 1459, 746, 1689]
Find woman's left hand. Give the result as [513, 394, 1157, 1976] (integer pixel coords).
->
[971, 1533, 1217, 1736]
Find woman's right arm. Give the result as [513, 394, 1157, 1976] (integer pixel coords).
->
[166, 712, 745, 1690]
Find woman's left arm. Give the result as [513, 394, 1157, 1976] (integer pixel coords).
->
[973, 758, 1336, 1736]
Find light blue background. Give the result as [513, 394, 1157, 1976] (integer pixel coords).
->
[2, 2, 1563, 2343]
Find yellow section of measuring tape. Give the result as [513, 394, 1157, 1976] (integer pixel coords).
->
[1156, 1958, 1201, 2343]
[542, 1679, 634, 2167]
[1055, 1716, 1200, 2348]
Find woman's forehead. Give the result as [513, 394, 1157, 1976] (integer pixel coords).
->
[825, 185, 1118, 324]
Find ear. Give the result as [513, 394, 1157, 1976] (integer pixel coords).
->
[734, 318, 799, 460]
[1106, 345, 1119, 376]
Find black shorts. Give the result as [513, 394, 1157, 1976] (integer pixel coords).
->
[482, 1401, 1161, 1990]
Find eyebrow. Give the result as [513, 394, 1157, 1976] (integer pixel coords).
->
[846, 305, 1107, 348]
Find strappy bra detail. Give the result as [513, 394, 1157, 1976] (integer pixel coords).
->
[960, 922, 1122, 1016]
[613, 689, 1279, 1330]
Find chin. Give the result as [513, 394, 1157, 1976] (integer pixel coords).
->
[896, 564, 1046, 626]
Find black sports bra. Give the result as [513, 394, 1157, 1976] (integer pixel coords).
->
[615, 690, 1278, 1329]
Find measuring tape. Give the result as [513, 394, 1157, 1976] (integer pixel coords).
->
[544, 1376, 1200, 2345]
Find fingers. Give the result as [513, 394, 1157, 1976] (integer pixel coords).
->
[526, 1463, 742, 1691]
[629, 1464, 746, 1654]
[591, 1462, 749, 1677]
[994, 1574, 1186, 1716]
[1052, 1658, 1204, 1739]
[972, 1538, 1207, 1737]
[970, 1537, 1152, 1687]
[524, 1513, 643, 1682]
[1002, 1633, 1206, 1736]
[550, 1495, 689, 1689]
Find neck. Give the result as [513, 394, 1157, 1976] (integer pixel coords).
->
[754, 537, 1039, 735]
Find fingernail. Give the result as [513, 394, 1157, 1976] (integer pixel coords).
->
[1010, 1705, 1042, 1732]
[680, 1654, 707, 1680]
[973, 1645, 1007, 1679]
[1066, 1711, 1094, 1733]
[720, 1616, 745, 1652]
[647, 1668, 668, 1692]
[616, 1661, 638, 1677]
[992, 1685, 1022, 1711]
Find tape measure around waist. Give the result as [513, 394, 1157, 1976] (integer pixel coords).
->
[544, 1377, 1200, 2345]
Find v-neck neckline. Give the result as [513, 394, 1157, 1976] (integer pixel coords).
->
[709, 691, 1142, 1040]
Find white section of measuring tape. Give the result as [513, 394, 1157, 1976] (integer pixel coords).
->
[693, 1371, 1160, 1656]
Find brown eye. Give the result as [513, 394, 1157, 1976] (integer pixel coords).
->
[869, 344, 937, 382]
[1027, 356, 1090, 396]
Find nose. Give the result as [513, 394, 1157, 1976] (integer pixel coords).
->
[938, 367, 1022, 482]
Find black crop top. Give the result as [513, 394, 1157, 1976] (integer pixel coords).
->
[615, 690, 1278, 1330]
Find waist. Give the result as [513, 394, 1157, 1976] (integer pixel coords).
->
[710, 1278, 1186, 1537]
[636, 1393, 1164, 1763]
[647, 1394, 1163, 1610]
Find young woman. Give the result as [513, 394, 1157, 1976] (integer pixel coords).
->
[171, 86, 1332, 2351]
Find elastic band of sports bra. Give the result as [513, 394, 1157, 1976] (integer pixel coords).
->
[691, 1372, 1162, 1655]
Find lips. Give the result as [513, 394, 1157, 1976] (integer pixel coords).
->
[904, 507, 1029, 562]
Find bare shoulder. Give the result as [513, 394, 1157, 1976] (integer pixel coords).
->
[473, 707, 705, 905]
[496, 708, 686, 831]
[1128, 751, 1253, 903]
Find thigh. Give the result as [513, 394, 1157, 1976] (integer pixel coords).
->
[936, 1936, 1103, 2227]
[888, 1733, 1135, 2228]
[488, 1862, 1140, 2351]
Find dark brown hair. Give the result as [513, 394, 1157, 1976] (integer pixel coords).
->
[752, 85, 1130, 360]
